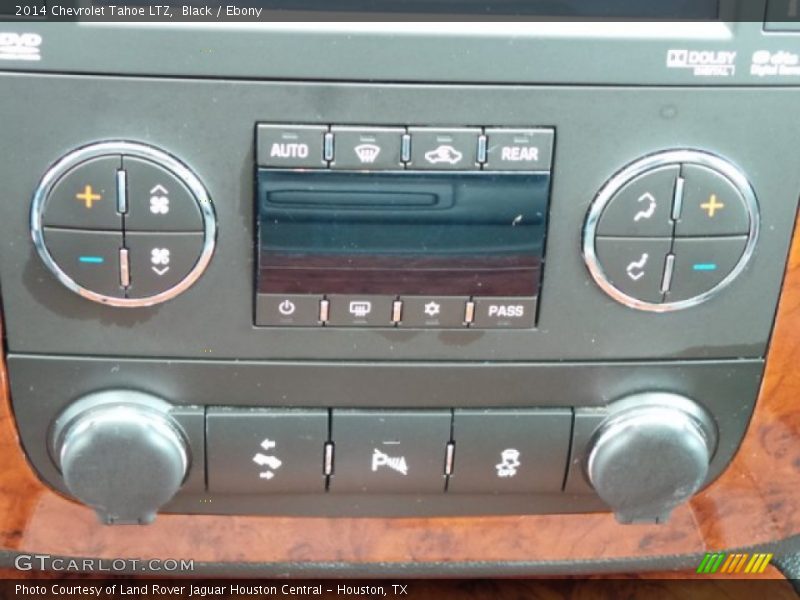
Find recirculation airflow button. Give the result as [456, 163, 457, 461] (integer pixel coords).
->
[407, 127, 480, 171]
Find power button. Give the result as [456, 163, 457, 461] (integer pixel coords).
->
[255, 294, 323, 326]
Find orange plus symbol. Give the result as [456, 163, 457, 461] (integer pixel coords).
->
[700, 193, 724, 218]
[75, 184, 102, 208]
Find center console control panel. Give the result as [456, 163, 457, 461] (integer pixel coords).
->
[0, 30, 798, 523]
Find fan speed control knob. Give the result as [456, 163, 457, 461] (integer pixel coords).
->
[51, 390, 189, 525]
[586, 393, 717, 524]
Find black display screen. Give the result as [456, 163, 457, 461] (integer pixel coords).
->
[257, 170, 550, 297]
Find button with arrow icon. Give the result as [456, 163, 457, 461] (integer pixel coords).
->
[207, 408, 329, 494]
[122, 156, 204, 232]
[124, 231, 205, 298]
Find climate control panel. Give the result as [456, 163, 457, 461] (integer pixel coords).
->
[584, 150, 759, 311]
[31, 142, 216, 307]
[2, 77, 796, 526]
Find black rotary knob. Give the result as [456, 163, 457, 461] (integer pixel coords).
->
[585, 392, 717, 524]
[51, 390, 189, 525]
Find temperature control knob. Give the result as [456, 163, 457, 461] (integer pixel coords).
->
[585, 392, 717, 523]
[51, 390, 189, 525]
[31, 141, 216, 307]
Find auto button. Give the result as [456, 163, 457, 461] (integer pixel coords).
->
[256, 124, 327, 169]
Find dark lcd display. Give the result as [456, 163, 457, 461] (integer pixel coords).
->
[257, 170, 550, 297]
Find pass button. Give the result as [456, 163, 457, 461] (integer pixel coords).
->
[471, 297, 536, 328]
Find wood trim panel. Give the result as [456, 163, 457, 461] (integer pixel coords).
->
[0, 218, 799, 567]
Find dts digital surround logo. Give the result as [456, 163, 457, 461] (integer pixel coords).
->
[696, 552, 773, 575]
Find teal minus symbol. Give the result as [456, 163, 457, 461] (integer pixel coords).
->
[693, 263, 718, 272]
[78, 256, 105, 264]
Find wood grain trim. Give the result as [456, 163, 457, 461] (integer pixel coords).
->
[0, 217, 798, 566]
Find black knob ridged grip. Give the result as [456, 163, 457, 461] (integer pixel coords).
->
[51, 391, 188, 525]
[586, 393, 717, 524]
